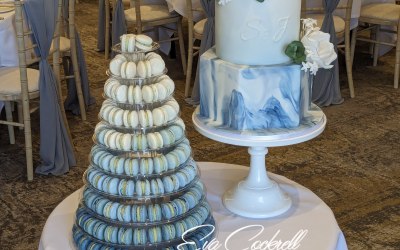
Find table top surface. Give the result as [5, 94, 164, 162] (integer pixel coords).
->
[39, 162, 347, 250]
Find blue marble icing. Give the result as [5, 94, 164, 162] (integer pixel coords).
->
[200, 47, 309, 130]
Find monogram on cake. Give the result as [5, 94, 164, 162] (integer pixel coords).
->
[199, 0, 327, 131]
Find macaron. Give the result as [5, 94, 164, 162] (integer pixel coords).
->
[161, 202, 176, 220]
[132, 205, 147, 223]
[155, 82, 168, 101]
[142, 158, 154, 175]
[118, 227, 133, 245]
[162, 176, 174, 193]
[117, 204, 132, 222]
[145, 52, 161, 61]
[104, 225, 118, 243]
[128, 85, 135, 104]
[162, 104, 178, 122]
[174, 199, 189, 215]
[162, 224, 176, 241]
[93, 222, 106, 241]
[159, 77, 175, 96]
[120, 61, 128, 78]
[138, 110, 149, 127]
[148, 226, 162, 244]
[104, 78, 119, 97]
[147, 133, 161, 150]
[123, 110, 130, 127]
[109, 54, 126, 76]
[160, 129, 175, 146]
[121, 34, 135, 52]
[125, 158, 139, 176]
[175, 220, 188, 237]
[115, 85, 128, 103]
[153, 155, 168, 174]
[141, 85, 153, 103]
[149, 57, 165, 76]
[134, 85, 142, 104]
[147, 204, 162, 222]
[135, 34, 153, 51]
[113, 108, 124, 126]
[166, 152, 180, 170]
[133, 228, 147, 245]
[125, 61, 137, 78]
[129, 110, 139, 128]
[103, 201, 118, 220]
[121, 133, 132, 151]
[150, 84, 159, 102]
[137, 61, 147, 78]
[108, 177, 120, 195]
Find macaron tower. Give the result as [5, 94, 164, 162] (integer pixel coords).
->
[72, 34, 215, 250]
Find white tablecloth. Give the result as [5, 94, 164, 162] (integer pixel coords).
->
[0, 9, 18, 67]
[38, 162, 347, 250]
[166, 0, 204, 22]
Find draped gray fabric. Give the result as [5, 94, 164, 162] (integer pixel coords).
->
[186, 0, 215, 105]
[111, 0, 127, 57]
[312, 0, 344, 106]
[62, 0, 95, 115]
[97, 0, 105, 51]
[24, 0, 76, 175]
[64, 31, 96, 114]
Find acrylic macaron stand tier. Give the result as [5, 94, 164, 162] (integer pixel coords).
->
[72, 34, 215, 250]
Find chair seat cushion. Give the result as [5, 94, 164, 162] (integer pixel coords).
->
[0, 67, 39, 95]
[361, 4, 400, 23]
[50, 36, 71, 54]
[194, 19, 207, 36]
[305, 14, 345, 34]
[125, 5, 177, 22]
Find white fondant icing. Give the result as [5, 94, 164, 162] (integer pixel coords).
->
[215, 0, 301, 65]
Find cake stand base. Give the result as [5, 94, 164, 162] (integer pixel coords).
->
[223, 146, 291, 218]
[193, 106, 326, 219]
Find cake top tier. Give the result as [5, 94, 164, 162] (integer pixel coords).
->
[215, 0, 301, 66]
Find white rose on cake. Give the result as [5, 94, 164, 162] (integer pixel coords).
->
[301, 30, 337, 70]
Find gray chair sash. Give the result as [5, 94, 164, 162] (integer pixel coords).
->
[62, 0, 95, 115]
[312, 0, 344, 106]
[187, 0, 215, 105]
[111, 0, 127, 57]
[97, 0, 106, 51]
[24, 0, 76, 175]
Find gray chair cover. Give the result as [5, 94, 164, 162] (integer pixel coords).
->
[312, 0, 344, 106]
[62, 0, 95, 115]
[186, 0, 215, 105]
[111, 0, 127, 56]
[24, 0, 76, 175]
[97, 0, 106, 51]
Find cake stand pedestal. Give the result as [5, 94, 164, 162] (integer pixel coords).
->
[192, 106, 326, 218]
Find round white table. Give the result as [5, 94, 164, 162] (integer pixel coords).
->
[39, 162, 348, 250]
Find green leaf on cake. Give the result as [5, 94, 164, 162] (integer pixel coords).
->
[285, 41, 306, 64]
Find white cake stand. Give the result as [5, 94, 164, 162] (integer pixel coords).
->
[192, 106, 326, 218]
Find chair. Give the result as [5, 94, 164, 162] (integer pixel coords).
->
[184, 0, 206, 98]
[355, 3, 400, 89]
[0, 0, 40, 180]
[50, 0, 87, 120]
[302, 0, 356, 98]
[104, 0, 132, 59]
[113, 0, 186, 73]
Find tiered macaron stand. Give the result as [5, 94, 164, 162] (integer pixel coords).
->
[193, 105, 326, 218]
[72, 41, 215, 250]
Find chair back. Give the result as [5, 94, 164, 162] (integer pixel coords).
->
[301, 0, 354, 37]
